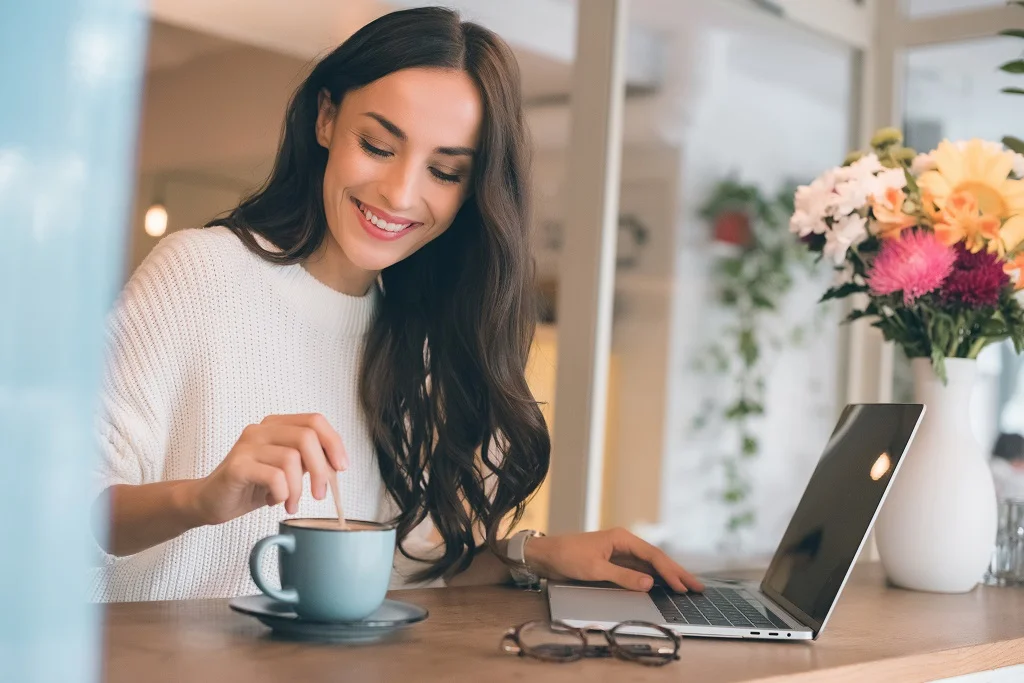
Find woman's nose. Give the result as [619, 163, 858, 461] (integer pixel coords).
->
[379, 160, 418, 212]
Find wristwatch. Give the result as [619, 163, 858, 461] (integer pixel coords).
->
[507, 529, 545, 590]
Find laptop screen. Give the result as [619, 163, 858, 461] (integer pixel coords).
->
[760, 404, 924, 634]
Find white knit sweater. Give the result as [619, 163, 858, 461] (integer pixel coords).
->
[90, 226, 440, 602]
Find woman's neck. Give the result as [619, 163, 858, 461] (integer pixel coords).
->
[302, 233, 378, 297]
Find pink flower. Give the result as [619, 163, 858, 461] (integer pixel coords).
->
[867, 230, 956, 305]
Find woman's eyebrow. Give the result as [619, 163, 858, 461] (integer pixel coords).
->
[363, 112, 406, 140]
[362, 112, 475, 158]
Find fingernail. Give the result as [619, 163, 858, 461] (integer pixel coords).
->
[641, 576, 653, 590]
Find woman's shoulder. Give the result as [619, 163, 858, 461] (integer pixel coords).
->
[130, 226, 258, 289]
[142, 225, 250, 268]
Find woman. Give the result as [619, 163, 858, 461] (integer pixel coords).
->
[90, 6, 702, 602]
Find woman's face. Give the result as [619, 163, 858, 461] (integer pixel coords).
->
[315, 67, 483, 275]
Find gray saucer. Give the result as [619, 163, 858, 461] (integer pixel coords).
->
[229, 595, 428, 643]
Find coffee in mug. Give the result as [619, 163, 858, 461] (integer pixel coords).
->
[249, 518, 396, 622]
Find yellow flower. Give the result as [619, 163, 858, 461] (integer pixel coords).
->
[933, 191, 1002, 252]
[870, 187, 917, 239]
[917, 139, 1024, 253]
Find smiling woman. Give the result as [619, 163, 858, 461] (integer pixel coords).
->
[89, 6, 702, 603]
[313, 67, 482, 277]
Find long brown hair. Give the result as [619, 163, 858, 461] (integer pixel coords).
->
[209, 7, 550, 582]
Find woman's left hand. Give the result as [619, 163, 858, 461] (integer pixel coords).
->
[524, 528, 705, 593]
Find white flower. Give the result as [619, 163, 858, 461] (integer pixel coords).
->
[790, 210, 827, 237]
[831, 179, 870, 217]
[823, 214, 867, 265]
[1014, 153, 1024, 179]
[791, 174, 837, 235]
[873, 167, 908, 195]
[835, 154, 884, 188]
[911, 152, 936, 176]
[827, 156, 903, 217]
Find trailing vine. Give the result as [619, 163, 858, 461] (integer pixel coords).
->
[690, 177, 817, 544]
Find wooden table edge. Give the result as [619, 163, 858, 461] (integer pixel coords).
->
[745, 636, 1024, 683]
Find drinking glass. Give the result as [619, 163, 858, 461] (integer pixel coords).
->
[982, 499, 1024, 587]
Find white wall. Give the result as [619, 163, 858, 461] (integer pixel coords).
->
[904, 35, 1024, 147]
[126, 45, 303, 277]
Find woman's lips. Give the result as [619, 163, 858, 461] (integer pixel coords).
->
[351, 198, 418, 241]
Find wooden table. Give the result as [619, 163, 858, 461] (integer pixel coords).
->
[102, 564, 1024, 683]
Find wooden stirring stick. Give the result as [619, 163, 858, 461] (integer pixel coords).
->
[326, 472, 348, 530]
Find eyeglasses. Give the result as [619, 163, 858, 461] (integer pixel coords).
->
[500, 619, 681, 666]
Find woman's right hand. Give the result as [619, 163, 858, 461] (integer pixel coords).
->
[184, 413, 349, 526]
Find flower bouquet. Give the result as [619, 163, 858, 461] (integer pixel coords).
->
[789, 128, 1024, 593]
[790, 128, 1024, 379]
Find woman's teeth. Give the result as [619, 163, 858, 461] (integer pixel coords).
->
[362, 206, 410, 233]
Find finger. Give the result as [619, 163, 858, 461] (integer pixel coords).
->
[263, 414, 349, 472]
[254, 446, 305, 514]
[601, 563, 655, 592]
[612, 530, 704, 593]
[266, 425, 337, 501]
[244, 462, 290, 510]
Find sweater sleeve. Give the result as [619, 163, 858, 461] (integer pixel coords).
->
[91, 230, 207, 503]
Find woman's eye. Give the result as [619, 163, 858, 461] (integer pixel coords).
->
[359, 138, 392, 158]
[430, 168, 462, 184]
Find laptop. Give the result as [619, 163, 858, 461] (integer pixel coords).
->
[548, 403, 926, 641]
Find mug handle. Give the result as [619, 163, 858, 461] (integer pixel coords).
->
[249, 534, 299, 604]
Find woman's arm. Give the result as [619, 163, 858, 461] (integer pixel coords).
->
[94, 414, 348, 557]
[448, 529, 705, 592]
[92, 481, 204, 557]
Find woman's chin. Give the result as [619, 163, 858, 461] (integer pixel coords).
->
[342, 240, 405, 273]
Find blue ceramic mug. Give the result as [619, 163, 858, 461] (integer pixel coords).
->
[249, 518, 396, 622]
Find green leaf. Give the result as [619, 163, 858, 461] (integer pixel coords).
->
[739, 329, 759, 366]
[999, 29, 1024, 39]
[844, 308, 875, 324]
[1000, 59, 1024, 74]
[723, 488, 746, 504]
[741, 435, 758, 456]
[1002, 87, 1024, 95]
[1005, 136, 1024, 155]
[720, 258, 744, 278]
[725, 399, 765, 420]
[726, 511, 756, 530]
[751, 291, 776, 310]
[820, 281, 868, 303]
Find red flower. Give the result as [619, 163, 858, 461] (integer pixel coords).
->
[939, 243, 1010, 308]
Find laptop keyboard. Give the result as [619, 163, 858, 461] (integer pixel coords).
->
[650, 586, 792, 629]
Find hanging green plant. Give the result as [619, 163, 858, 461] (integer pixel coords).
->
[691, 177, 819, 543]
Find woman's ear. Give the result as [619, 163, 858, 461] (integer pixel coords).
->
[315, 88, 337, 149]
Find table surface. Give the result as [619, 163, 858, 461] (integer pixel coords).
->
[102, 563, 1024, 683]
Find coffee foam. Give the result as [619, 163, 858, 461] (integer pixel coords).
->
[283, 519, 386, 531]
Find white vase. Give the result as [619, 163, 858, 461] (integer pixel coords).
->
[875, 357, 997, 593]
